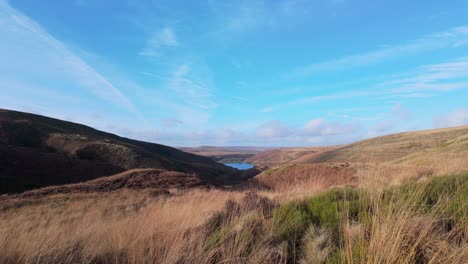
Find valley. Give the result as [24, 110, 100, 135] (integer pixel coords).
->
[0, 109, 467, 264]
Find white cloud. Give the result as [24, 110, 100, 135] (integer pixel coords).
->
[0, 0, 135, 112]
[303, 118, 326, 134]
[392, 102, 411, 120]
[209, 0, 312, 36]
[390, 57, 468, 93]
[262, 56, 468, 114]
[256, 120, 292, 138]
[112, 117, 361, 147]
[165, 64, 217, 110]
[433, 109, 468, 128]
[302, 118, 359, 136]
[368, 103, 412, 136]
[261, 90, 382, 113]
[140, 27, 179, 57]
[161, 118, 183, 128]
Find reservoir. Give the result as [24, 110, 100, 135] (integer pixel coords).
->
[224, 163, 254, 170]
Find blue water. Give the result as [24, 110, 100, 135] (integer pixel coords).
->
[224, 163, 254, 170]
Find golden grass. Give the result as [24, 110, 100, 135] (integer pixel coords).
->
[341, 180, 468, 264]
[0, 189, 245, 264]
[0, 158, 466, 263]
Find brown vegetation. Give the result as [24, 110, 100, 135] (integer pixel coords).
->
[0, 109, 237, 193]
[247, 146, 337, 167]
[0, 169, 220, 201]
[248, 126, 468, 169]
[1, 171, 466, 263]
[1, 111, 467, 263]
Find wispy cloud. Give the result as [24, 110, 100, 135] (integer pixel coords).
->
[261, 90, 382, 113]
[256, 120, 292, 138]
[123, 117, 362, 147]
[0, 0, 136, 112]
[367, 103, 412, 136]
[433, 109, 468, 128]
[165, 64, 217, 109]
[161, 118, 183, 128]
[209, 0, 312, 36]
[250, 118, 361, 146]
[140, 27, 179, 57]
[262, 56, 468, 113]
[390, 57, 468, 93]
[287, 25, 468, 77]
[301, 118, 359, 136]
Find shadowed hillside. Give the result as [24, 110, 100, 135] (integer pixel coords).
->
[0, 109, 238, 193]
[2, 169, 219, 201]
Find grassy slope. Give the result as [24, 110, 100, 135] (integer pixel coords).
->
[310, 126, 468, 164]
[0, 109, 236, 193]
[247, 126, 468, 167]
[1, 172, 466, 263]
[249, 126, 468, 196]
[246, 146, 337, 167]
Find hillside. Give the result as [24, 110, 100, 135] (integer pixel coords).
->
[1, 169, 219, 201]
[246, 146, 337, 167]
[179, 146, 269, 163]
[1, 117, 467, 264]
[0, 109, 238, 193]
[248, 126, 468, 167]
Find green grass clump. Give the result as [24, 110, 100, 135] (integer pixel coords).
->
[271, 187, 364, 254]
[386, 173, 468, 222]
[307, 188, 362, 236]
[201, 173, 468, 263]
[272, 202, 310, 241]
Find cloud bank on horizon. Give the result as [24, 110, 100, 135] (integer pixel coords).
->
[1, 0, 468, 146]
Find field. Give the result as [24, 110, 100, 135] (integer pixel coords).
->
[1, 125, 467, 263]
[1, 157, 466, 263]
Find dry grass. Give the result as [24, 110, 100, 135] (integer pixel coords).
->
[252, 163, 356, 202]
[0, 158, 466, 263]
[0, 189, 245, 264]
[246, 146, 337, 167]
[247, 126, 468, 166]
[342, 177, 468, 264]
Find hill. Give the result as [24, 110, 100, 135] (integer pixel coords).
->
[179, 146, 269, 163]
[2, 169, 219, 200]
[248, 126, 468, 167]
[309, 126, 468, 164]
[249, 126, 468, 194]
[246, 146, 337, 167]
[1, 115, 467, 263]
[0, 109, 238, 193]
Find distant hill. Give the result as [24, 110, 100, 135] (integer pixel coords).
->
[308, 126, 468, 165]
[180, 146, 269, 163]
[250, 126, 468, 192]
[0, 109, 238, 193]
[248, 126, 468, 167]
[246, 146, 337, 167]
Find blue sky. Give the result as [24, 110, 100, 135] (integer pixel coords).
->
[1, 0, 468, 147]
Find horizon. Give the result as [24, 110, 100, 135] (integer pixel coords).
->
[1, 0, 468, 147]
